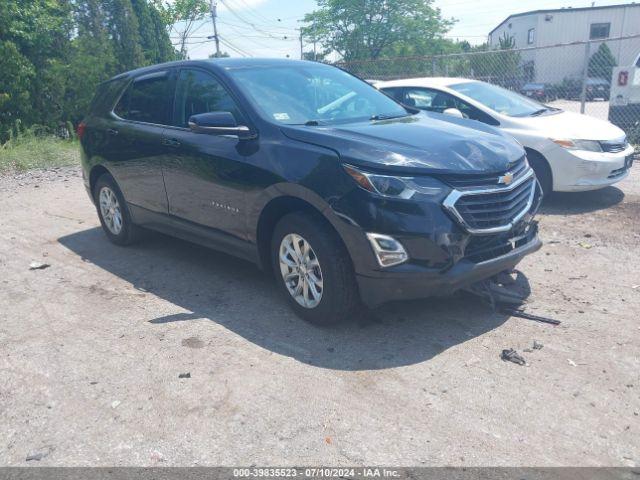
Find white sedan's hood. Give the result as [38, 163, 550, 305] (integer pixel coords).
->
[511, 110, 626, 141]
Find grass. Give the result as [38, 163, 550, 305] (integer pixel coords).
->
[0, 135, 79, 174]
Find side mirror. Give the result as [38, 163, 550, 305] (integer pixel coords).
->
[443, 108, 465, 119]
[188, 112, 255, 139]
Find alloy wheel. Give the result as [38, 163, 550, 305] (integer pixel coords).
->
[279, 233, 324, 308]
[99, 186, 123, 235]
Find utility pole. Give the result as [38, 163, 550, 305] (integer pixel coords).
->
[210, 0, 221, 57]
[299, 29, 303, 60]
[312, 22, 317, 61]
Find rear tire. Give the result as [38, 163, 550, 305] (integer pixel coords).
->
[527, 151, 553, 199]
[271, 212, 359, 325]
[94, 173, 140, 246]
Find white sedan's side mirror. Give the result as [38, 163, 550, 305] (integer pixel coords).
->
[443, 108, 465, 118]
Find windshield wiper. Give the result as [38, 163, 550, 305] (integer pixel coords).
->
[370, 113, 407, 121]
[303, 119, 327, 126]
[529, 108, 548, 116]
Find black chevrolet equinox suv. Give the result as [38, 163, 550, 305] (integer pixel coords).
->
[80, 58, 542, 324]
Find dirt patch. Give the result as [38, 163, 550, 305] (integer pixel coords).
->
[0, 166, 638, 466]
[181, 337, 205, 349]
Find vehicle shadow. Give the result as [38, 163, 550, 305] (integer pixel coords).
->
[541, 186, 624, 215]
[58, 228, 515, 371]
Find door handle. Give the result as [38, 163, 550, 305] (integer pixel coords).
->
[162, 138, 181, 148]
[107, 128, 119, 136]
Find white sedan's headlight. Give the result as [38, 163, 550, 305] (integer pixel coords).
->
[551, 139, 603, 152]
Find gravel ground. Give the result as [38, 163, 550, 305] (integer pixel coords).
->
[0, 165, 639, 467]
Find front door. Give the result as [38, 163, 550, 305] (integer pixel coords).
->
[162, 68, 256, 241]
[105, 71, 173, 213]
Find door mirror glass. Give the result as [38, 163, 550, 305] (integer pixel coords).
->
[188, 111, 254, 138]
[443, 108, 465, 119]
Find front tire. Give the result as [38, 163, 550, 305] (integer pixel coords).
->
[271, 212, 359, 325]
[527, 151, 553, 198]
[94, 173, 140, 246]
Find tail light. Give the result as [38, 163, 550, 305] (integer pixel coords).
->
[619, 71, 629, 86]
[77, 122, 86, 140]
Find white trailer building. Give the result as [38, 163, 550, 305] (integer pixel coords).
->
[488, 3, 640, 83]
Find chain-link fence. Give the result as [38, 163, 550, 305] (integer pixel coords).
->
[337, 34, 640, 145]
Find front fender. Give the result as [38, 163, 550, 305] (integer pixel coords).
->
[248, 181, 376, 275]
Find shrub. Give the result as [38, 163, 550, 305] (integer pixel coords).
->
[0, 126, 79, 173]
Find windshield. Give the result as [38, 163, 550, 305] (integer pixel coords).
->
[227, 64, 409, 125]
[450, 81, 553, 117]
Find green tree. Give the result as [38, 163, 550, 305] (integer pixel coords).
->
[152, 0, 209, 59]
[588, 43, 617, 81]
[131, 0, 175, 64]
[0, 0, 187, 141]
[0, 41, 35, 135]
[301, 0, 454, 62]
[106, 0, 145, 71]
[63, 0, 117, 123]
[0, 0, 73, 137]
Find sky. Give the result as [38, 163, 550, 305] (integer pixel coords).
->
[177, 0, 639, 60]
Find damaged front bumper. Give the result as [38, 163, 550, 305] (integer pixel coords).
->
[356, 222, 541, 308]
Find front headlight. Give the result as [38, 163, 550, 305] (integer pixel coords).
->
[552, 139, 603, 152]
[343, 164, 448, 199]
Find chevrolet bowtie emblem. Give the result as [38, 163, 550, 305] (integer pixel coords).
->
[498, 172, 514, 185]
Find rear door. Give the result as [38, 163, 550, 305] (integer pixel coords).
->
[103, 71, 174, 213]
[161, 67, 255, 240]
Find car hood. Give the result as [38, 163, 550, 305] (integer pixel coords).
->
[280, 112, 525, 175]
[511, 110, 626, 141]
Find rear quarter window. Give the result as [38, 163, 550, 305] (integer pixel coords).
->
[114, 73, 171, 125]
[88, 78, 128, 117]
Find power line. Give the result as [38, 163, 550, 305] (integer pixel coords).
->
[218, 35, 254, 57]
[224, 0, 293, 28]
[222, 0, 305, 33]
[217, 21, 298, 41]
[218, 18, 300, 34]
[219, 0, 292, 40]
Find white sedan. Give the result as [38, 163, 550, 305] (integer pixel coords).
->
[376, 77, 636, 194]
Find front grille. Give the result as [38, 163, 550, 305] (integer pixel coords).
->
[439, 156, 528, 189]
[464, 224, 537, 263]
[600, 140, 628, 153]
[443, 169, 537, 234]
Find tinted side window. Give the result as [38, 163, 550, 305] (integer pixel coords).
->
[89, 78, 128, 116]
[381, 87, 404, 102]
[404, 88, 439, 108]
[453, 97, 499, 126]
[114, 73, 170, 124]
[173, 69, 244, 128]
[416, 88, 499, 126]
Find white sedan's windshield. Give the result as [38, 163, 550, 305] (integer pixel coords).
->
[450, 81, 548, 117]
[228, 64, 409, 125]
